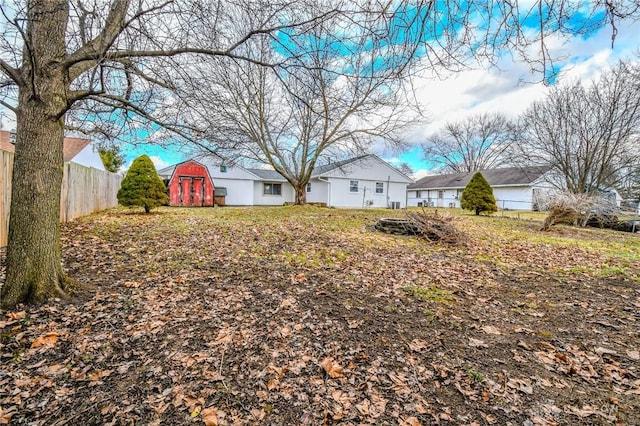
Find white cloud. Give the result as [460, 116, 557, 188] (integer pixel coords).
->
[409, 19, 640, 145]
[413, 169, 432, 180]
[121, 155, 171, 173]
[148, 155, 170, 170]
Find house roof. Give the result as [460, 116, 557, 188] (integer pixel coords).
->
[408, 166, 551, 190]
[246, 168, 288, 181]
[61, 137, 91, 162]
[312, 155, 370, 176]
[0, 130, 91, 163]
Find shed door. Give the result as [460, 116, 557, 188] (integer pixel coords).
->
[192, 178, 204, 206]
[180, 178, 192, 206]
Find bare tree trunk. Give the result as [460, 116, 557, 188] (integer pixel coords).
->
[1, 1, 70, 308]
[294, 185, 306, 205]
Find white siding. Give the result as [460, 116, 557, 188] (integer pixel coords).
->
[211, 178, 254, 205]
[493, 187, 534, 210]
[407, 188, 460, 208]
[253, 181, 295, 205]
[306, 179, 329, 204]
[208, 163, 258, 181]
[319, 156, 411, 208]
[327, 177, 407, 208]
[407, 184, 555, 210]
[71, 144, 105, 170]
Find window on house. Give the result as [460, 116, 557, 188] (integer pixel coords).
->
[306, 183, 311, 192]
[263, 183, 282, 196]
[438, 190, 444, 199]
[416, 190, 422, 198]
[350, 180, 359, 192]
[375, 182, 384, 194]
[455, 189, 461, 199]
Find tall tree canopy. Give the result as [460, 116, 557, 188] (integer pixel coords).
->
[98, 143, 126, 173]
[174, 3, 428, 204]
[1, 1, 639, 307]
[519, 61, 640, 194]
[423, 113, 518, 173]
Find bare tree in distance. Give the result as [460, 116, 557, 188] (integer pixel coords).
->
[397, 162, 416, 181]
[1, 1, 639, 307]
[422, 113, 519, 173]
[519, 61, 640, 195]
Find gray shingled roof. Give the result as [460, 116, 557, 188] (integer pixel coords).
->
[312, 155, 369, 175]
[246, 168, 288, 181]
[408, 166, 551, 190]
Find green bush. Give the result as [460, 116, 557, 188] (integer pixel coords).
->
[460, 172, 497, 215]
[117, 155, 168, 213]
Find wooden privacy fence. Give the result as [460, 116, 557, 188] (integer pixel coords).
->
[1, 150, 12, 247]
[1, 151, 122, 247]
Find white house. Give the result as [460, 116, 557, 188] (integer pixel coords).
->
[407, 166, 553, 210]
[305, 155, 411, 208]
[1, 131, 105, 170]
[158, 154, 412, 208]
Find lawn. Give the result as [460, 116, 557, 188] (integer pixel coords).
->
[1, 206, 639, 425]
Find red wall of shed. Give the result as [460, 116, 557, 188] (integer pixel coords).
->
[167, 161, 214, 207]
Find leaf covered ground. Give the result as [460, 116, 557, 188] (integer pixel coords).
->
[1, 206, 639, 425]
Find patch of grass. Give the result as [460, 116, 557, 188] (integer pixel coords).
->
[384, 304, 398, 313]
[403, 285, 454, 304]
[468, 368, 485, 383]
[536, 330, 555, 339]
[599, 265, 627, 277]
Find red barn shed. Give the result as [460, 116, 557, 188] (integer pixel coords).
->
[167, 160, 214, 207]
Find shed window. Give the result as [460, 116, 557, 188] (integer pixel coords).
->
[350, 180, 359, 192]
[263, 183, 282, 196]
[438, 190, 444, 199]
[375, 182, 384, 194]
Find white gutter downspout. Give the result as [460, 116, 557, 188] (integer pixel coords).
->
[318, 176, 331, 207]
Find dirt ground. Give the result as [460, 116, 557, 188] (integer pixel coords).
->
[1, 207, 639, 425]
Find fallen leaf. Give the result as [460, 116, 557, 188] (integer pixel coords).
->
[469, 338, 488, 348]
[481, 325, 502, 335]
[594, 347, 617, 356]
[201, 406, 219, 426]
[321, 357, 344, 378]
[400, 416, 421, 426]
[6, 311, 26, 320]
[409, 339, 429, 352]
[31, 332, 59, 348]
[626, 350, 639, 360]
[355, 399, 370, 416]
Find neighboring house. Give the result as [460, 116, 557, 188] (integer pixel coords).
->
[158, 154, 412, 208]
[0, 130, 106, 170]
[407, 166, 553, 210]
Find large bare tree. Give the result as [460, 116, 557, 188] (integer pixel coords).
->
[422, 113, 518, 173]
[0, 0, 336, 307]
[1, 0, 639, 307]
[519, 61, 640, 194]
[175, 4, 427, 204]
